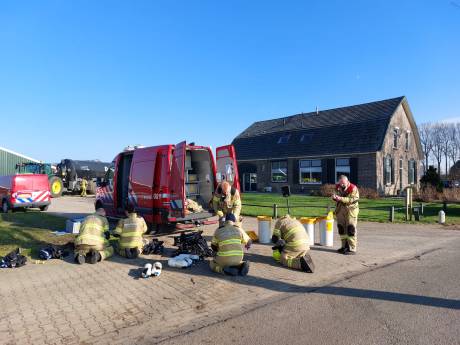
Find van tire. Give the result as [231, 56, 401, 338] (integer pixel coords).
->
[49, 177, 63, 198]
[2, 200, 10, 213]
[39, 205, 49, 212]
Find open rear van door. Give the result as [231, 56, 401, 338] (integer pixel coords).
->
[216, 145, 240, 191]
[170, 141, 186, 218]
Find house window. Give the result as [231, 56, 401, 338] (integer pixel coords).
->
[405, 131, 410, 151]
[277, 134, 291, 144]
[300, 133, 313, 143]
[335, 158, 350, 181]
[393, 129, 399, 149]
[299, 160, 322, 184]
[384, 155, 394, 185]
[408, 159, 417, 184]
[271, 161, 288, 182]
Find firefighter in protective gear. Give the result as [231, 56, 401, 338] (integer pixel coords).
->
[332, 175, 360, 255]
[272, 215, 315, 273]
[113, 204, 148, 258]
[209, 213, 250, 276]
[74, 208, 114, 264]
[211, 181, 242, 226]
[80, 177, 88, 197]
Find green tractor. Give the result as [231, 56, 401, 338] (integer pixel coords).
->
[15, 162, 64, 198]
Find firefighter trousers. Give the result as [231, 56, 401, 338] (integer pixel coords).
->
[280, 249, 308, 270]
[74, 245, 114, 261]
[336, 215, 358, 252]
[210, 255, 243, 274]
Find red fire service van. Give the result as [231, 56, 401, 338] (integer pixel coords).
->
[96, 142, 239, 231]
[0, 174, 51, 213]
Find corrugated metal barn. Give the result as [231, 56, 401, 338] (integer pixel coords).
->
[0, 147, 39, 176]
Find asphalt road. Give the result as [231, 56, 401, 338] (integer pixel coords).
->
[159, 238, 460, 345]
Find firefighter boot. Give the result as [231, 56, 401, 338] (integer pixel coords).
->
[239, 261, 250, 276]
[223, 266, 240, 276]
[89, 250, 101, 264]
[130, 248, 139, 259]
[125, 248, 133, 259]
[300, 253, 315, 273]
[76, 254, 86, 265]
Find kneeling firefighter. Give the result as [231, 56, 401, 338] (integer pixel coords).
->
[272, 215, 315, 273]
[209, 213, 251, 276]
[113, 204, 148, 258]
[211, 181, 242, 227]
[74, 208, 114, 264]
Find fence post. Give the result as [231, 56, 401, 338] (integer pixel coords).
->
[443, 201, 447, 212]
[389, 206, 395, 222]
[420, 203, 424, 215]
[273, 204, 278, 219]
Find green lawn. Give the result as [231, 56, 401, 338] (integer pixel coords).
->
[241, 193, 460, 224]
[0, 211, 74, 258]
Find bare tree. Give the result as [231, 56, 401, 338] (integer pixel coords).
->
[419, 122, 433, 173]
[431, 123, 444, 175]
[447, 124, 459, 176]
[439, 123, 452, 177]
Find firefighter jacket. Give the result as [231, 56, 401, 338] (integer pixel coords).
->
[81, 178, 88, 188]
[211, 223, 249, 260]
[113, 213, 148, 250]
[273, 216, 309, 253]
[74, 214, 110, 250]
[335, 183, 360, 219]
[212, 186, 242, 220]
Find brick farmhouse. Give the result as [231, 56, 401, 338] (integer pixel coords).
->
[232, 96, 423, 196]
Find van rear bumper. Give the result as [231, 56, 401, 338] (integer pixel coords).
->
[12, 201, 50, 209]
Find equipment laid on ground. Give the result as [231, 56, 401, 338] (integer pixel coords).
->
[141, 262, 163, 278]
[66, 219, 83, 234]
[38, 246, 69, 260]
[0, 248, 27, 268]
[95, 142, 240, 232]
[0, 174, 51, 213]
[168, 254, 200, 268]
[257, 216, 272, 244]
[173, 230, 214, 257]
[142, 239, 165, 255]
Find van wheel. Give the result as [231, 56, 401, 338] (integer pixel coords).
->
[39, 205, 49, 212]
[2, 200, 10, 213]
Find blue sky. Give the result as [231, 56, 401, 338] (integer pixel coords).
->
[0, 0, 459, 163]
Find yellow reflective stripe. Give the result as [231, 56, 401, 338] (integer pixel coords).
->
[287, 258, 293, 267]
[284, 226, 302, 240]
[285, 239, 309, 247]
[218, 239, 242, 246]
[273, 228, 281, 237]
[78, 234, 105, 242]
[121, 231, 143, 237]
[217, 250, 243, 257]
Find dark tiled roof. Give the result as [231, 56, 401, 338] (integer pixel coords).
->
[232, 97, 405, 160]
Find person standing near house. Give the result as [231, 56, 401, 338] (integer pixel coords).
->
[81, 177, 88, 197]
[211, 181, 242, 226]
[332, 175, 360, 255]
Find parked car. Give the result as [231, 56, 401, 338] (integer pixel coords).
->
[0, 174, 51, 212]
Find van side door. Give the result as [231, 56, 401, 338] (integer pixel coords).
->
[169, 141, 186, 218]
[216, 145, 240, 191]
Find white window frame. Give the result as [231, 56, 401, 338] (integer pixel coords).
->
[393, 129, 399, 149]
[271, 161, 288, 183]
[335, 158, 351, 182]
[405, 130, 410, 151]
[299, 159, 322, 184]
[384, 155, 393, 185]
[408, 159, 416, 185]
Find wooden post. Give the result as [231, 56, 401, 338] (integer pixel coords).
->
[420, 203, 424, 215]
[273, 204, 278, 219]
[405, 189, 410, 221]
[390, 206, 395, 222]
